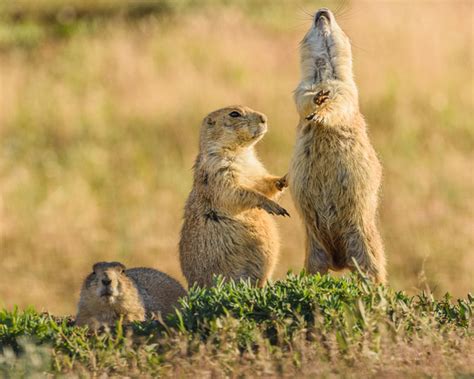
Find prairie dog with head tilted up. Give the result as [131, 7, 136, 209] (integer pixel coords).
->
[76, 261, 186, 329]
[289, 8, 386, 283]
[179, 106, 288, 288]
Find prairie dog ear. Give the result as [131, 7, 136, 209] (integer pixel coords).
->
[110, 261, 126, 273]
[92, 262, 103, 274]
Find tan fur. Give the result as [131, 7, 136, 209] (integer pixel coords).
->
[289, 8, 386, 283]
[179, 106, 288, 288]
[76, 261, 186, 329]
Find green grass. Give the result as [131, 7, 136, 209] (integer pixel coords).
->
[1, 274, 472, 377]
[0, 0, 472, 315]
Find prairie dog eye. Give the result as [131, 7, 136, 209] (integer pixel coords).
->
[229, 111, 242, 118]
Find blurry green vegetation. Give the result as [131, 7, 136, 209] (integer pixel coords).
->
[0, 0, 327, 49]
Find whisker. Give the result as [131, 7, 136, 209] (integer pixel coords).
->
[348, 37, 371, 55]
[335, 1, 354, 17]
[296, 5, 315, 20]
[294, 16, 314, 24]
[332, 1, 342, 16]
[288, 21, 313, 32]
[295, 11, 314, 22]
[336, 7, 363, 21]
[334, 0, 349, 17]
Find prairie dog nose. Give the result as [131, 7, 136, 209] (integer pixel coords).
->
[258, 113, 267, 124]
[102, 278, 112, 286]
[315, 8, 331, 22]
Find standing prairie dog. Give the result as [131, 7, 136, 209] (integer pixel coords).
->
[289, 8, 386, 282]
[76, 261, 186, 329]
[179, 106, 289, 288]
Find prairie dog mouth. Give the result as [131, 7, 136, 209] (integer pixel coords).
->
[254, 124, 267, 137]
[314, 8, 331, 23]
[315, 8, 331, 28]
[100, 292, 117, 304]
[99, 287, 116, 298]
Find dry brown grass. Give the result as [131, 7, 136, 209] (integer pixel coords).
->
[0, 1, 472, 314]
[151, 330, 474, 378]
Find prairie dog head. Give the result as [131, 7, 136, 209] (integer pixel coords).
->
[86, 261, 127, 304]
[300, 8, 353, 84]
[199, 106, 268, 154]
[295, 8, 358, 117]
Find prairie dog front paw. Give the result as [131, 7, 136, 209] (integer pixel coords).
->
[313, 90, 330, 106]
[258, 199, 290, 217]
[275, 175, 288, 191]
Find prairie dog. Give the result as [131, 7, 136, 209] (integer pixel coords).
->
[289, 8, 386, 282]
[179, 106, 288, 288]
[76, 261, 186, 328]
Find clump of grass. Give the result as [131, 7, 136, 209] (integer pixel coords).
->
[0, 274, 472, 376]
[176, 273, 471, 335]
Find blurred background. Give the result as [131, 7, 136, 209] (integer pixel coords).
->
[0, 0, 472, 314]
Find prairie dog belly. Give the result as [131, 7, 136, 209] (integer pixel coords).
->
[180, 208, 279, 287]
[289, 126, 349, 215]
[289, 124, 379, 237]
[237, 210, 279, 258]
[217, 210, 279, 269]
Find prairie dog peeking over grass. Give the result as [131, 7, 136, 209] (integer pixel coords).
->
[179, 106, 288, 288]
[76, 261, 186, 329]
[289, 8, 386, 283]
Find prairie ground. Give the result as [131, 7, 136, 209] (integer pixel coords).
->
[0, 0, 473, 315]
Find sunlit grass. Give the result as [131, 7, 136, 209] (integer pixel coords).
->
[1, 274, 472, 377]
